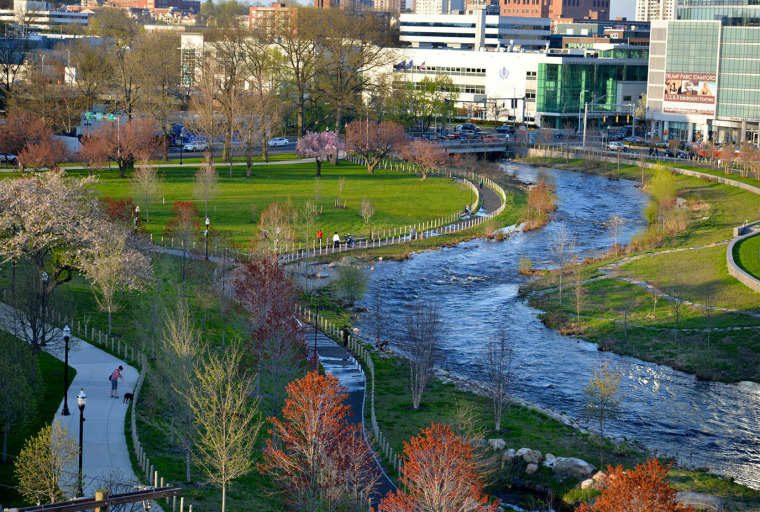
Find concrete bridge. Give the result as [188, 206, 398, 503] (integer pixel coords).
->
[439, 140, 512, 156]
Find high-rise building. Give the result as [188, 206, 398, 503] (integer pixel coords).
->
[635, 0, 677, 21]
[498, 0, 609, 22]
[414, 0, 463, 15]
[249, 2, 295, 35]
[646, 1, 760, 144]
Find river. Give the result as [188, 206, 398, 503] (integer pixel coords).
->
[355, 162, 760, 489]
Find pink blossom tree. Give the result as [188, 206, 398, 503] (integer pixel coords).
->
[296, 131, 343, 177]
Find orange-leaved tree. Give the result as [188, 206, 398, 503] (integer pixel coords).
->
[345, 119, 406, 174]
[378, 423, 501, 512]
[577, 458, 694, 512]
[398, 139, 452, 180]
[262, 371, 380, 511]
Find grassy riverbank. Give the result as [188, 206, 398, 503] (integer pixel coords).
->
[516, 155, 760, 382]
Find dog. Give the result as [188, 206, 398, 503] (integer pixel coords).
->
[123, 393, 134, 404]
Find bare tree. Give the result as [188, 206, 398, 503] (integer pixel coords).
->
[400, 302, 448, 409]
[703, 295, 714, 350]
[334, 265, 369, 307]
[359, 198, 375, 235]
[14, 422, 78, 505]
[193, 156, 220, 218]
[673, 299, 684, 343]
[478, 329, 514, 431]
[181, 343, 262, 512]
[605, 214, 625, 256]
[551, 223, 575, 306]
[129, 163, 163, 223]
[336, 176, 345, 206]
[298, 200, 318, 247]
[583, 361, 623, 468]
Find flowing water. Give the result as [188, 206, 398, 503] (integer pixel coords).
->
[355, 162, 760, 489]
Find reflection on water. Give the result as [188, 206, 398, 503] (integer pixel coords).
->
[356, 163, 760, 489]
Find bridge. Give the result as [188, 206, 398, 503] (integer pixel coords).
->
[438, 140, 513, 156]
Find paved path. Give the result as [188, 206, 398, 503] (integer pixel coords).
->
[0, 304, 140, 497]
[308, 326, 396, 504]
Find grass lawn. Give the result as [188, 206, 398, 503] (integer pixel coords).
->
[54, 161, 466, 247]
[734, 235, 760, 281]
[0, 351, 76, 508]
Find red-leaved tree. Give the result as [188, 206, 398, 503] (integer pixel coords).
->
[99, 196, 138, 226]
[78, 118, 160, 178]
[0, 113, 49, 162]
[296, 130, 344, 177]
[17, 137, 70, 171]
[261, 371, 380, 510]
[398, 139, 453, 180]
[165, 201, 202, 285]
[378, 423, 501, 512]
[577, 459, 694, 512]
[345, 120, 406, 174]
[234, 255, 309, 415]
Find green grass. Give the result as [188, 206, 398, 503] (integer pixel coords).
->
[55, 161, 467, 247]
[734, 235, 760, 281]
[0, 351, 77, 508]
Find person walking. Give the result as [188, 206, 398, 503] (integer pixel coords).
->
[333, 232, 340, 248]
[109, 365, 125, 398]
[317, 229, 323, 244]
[342, 326, 350, 347]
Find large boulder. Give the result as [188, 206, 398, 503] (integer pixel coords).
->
[488, 438, 506, 451]
[525, 463, 539, 475]
[502, 449, 517, 463]
[675, 492, 724, 512]
[552, 457, 596, 479]
[580, 479, 595, 490]
[521, 449, 543, 465]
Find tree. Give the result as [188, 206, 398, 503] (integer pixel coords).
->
[551, 222, 574, 307]
[165, 201, 202, 286]
[234, 255, 309, 415]
[17, 137, 69, 171]
[583, 362, 623, 467]
[391, 75, 459, 134]
[79, 118, 160, 178]
[526, 178, 556, 222]
[0, 333, 39, 464]
[604, 214, 625, 255]
[0, 113, 50, 162]
[81, 223, 150, 335]
[400, 302, 448, 409]
[298, 199, 318, 247]
[577, 459, 694, 512]
[378, 423, 500, 512]
[262, 371, 379, 511]
[646, 167, 679, 231]
[14, 422, 78, 505]
[334, 264, 369, 306]
[256, 202, 294, 255]
[359, 198, 375, 234]
[398, 139, 451, 180]
[155, 298, 202, 482]
[296, 131, 343, 177]
[572, 257, 587, 323]
[181, 344, 262, 512]
[345, 119, 406, 174]
[129, 163, 163, 223]
[0, 38, 34, 105]
[193, 157, 220, 218]
[66, 39, 113, 115]
[478, 329, 513, 432]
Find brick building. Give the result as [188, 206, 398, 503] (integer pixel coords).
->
[499, 0, 609, 22]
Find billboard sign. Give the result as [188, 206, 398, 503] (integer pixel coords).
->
[663, 73, 717, 116]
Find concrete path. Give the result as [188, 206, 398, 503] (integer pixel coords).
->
[0, 303, 141, 497]
[308, 326, 396, 504]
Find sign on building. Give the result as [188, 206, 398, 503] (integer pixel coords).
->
[663, 72, 717, 116]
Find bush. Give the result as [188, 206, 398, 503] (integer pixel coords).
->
[333, 264, 368, 306]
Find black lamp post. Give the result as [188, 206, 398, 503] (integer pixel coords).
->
[134, 205, 140, 233]
[76, 388, 86, 497]
[204, 217, 210, 260]
[40, 270, 48, 323]
[314, 307, 321, 369]
[61, 325, 71, 416]
[179, 137, 183, 165]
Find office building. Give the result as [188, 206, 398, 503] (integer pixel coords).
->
[0, 0, 89, 30]
[249, 2, 295, 35]
[499, 0, 609, 22]
[635, 0, 677, 22]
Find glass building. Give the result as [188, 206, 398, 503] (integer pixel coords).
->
[647, 2, 760, 143]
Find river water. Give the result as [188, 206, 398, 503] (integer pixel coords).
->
[355, 162, 760, 489]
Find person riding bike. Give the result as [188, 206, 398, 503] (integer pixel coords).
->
[346, 233, 355, 247]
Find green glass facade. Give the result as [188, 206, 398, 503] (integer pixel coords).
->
[536, 61, 648, 127]
[718, 27, 760, 118]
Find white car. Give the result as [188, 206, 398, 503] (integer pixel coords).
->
[183, 142, 209, 152]
[607, 141, 627, 152]
[268, 137, 290, 147]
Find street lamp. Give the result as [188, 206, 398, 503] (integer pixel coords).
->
[61, 325, 71, 416]
[204, 217, 210, 260]
[40, 270, 48, 323]
[76, 388, 86, 497]
[578, 90, 590, 134]
[134, 205, 140, 233]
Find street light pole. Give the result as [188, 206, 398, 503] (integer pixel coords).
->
[578, 90, 590, 134]
[40, 270, 48, 329]
[76, 388, 86, 497]
[134, 205, 140, 233]
[204, 217, 210, 260]
[61, 325, 71, 416]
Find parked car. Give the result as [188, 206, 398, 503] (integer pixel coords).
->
[608, 141, 627, 152]
[496, 125, 516, 134]
[421, 132, 443, 141]
[664, 149, 688, 159]
[268, 137, 290, 147]
[455, 123, 481, 133]
[183, 142, 209, 152]
[554, 132, 565, 140]
[624, 136, 645, 143]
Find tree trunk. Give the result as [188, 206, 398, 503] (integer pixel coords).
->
[297, 102, 305, 138]
[229, 159, 233, 179]
[2, 419, 8, 464]
[246, 156, 252, 177]
[146, 203, 150, 223]
[185, 448, 191, 483]
[222, 483, 227, 512]
[316, 160, 322, 177]
[108, 309, 112, 336]
[261, 141, 269, 163]
[335, 106, 344, 135]
[163, 139, 169, 162]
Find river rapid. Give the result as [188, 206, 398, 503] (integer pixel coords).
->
[355, 162, 760, 489]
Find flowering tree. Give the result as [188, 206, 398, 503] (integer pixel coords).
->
[345, 120, 406, 174]
[296, 130, 343, 177]
[234, 255, 309, 415]
[78, 118, 160, 178]
[256, 202, 294, 255]
[379, 423, 501, 512]
[17, 137, 69, 172]
[577, 459, 694, 512]
[398, 139, 452, 180]
[0, 113, 49, 163]
[261, 371, 379, 510]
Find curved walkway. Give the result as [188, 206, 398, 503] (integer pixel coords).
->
[0, 303, 140, 497]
